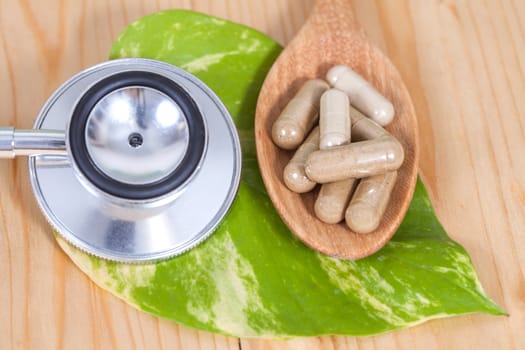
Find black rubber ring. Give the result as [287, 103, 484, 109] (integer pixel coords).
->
[69, 71, 206, 200]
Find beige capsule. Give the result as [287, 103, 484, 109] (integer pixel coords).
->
[316, 95, 354, 223]
[305, 136, 404, 183]
[350, 106, 388, 141]
[345, 171, 397, 234]
[319, 89, 351, 149]
[327, 65, 394, 126]
[272, 79, 329, 150]
[314, 178, 358, 224]
[283, 127, 320, 193]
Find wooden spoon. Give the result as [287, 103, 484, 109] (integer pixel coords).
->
[255, 0, 419, 259]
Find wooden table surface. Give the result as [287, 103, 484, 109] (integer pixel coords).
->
[1, 0, 523, 349]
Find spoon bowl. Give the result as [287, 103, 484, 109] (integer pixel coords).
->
[255, 0, 419, 259]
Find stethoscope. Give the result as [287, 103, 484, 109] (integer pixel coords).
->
[0, 58, 241, 263]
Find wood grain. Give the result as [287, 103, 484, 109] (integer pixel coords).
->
[254, 0, 419, 259]
[0, 0, 523, 349]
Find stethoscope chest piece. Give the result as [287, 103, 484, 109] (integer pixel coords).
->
[13, 58, 242, 263]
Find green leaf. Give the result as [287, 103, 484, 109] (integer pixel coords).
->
[57, 10, 504, 338]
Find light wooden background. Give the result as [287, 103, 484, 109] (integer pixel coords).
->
[1, 0, 524, 349]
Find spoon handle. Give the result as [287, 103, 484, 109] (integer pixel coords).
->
[0, 127, 67, 158]
[309, 0, 362, 34]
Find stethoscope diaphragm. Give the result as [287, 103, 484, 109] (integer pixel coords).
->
[0, 58, 241, 263]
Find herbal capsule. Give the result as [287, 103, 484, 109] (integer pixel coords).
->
[305, 136, 404, 183]
[345, 171, 397, 234]
[314, 178, 357, 224]
[283, 127, 320, 193]
[350, 106, 388, 141]
[319, 89, 351, 149]
[272, 79, 329, 150]
[326, 65, 394, 126]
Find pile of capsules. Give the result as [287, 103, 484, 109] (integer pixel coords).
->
[271, 64, 405, 234]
